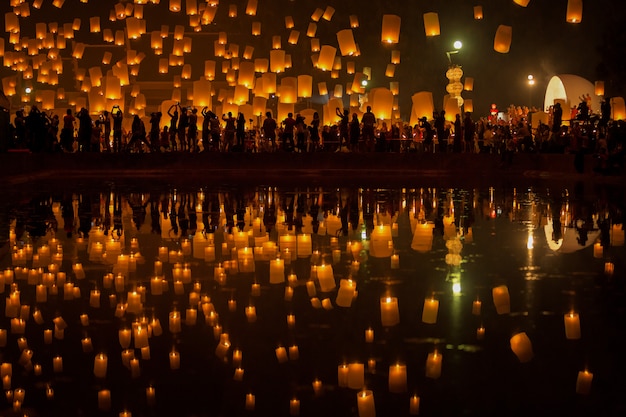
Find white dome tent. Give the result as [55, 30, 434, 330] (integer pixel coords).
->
[543, 74, 601, 115]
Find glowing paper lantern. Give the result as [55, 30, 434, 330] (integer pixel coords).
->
[254, 58, 268, 73]
[423, 12, 440, 37]
[311, 8, 324, 22]
[272, 36, 281, 50]
[318, 82, 328, 96]
[243, 45, 254, 60]
[513, 0, 531, 7]
[337, 29, 357, 56]
[381, 15, 401, 44]
[594, 81, 604, 96]
[385, 64, 396, 78]
[464, 99, 474, 113]
[270, 49, 286, 73]
[349, 15, 359, 28]
[251, 22, 261, 36]
[317, 45, 337, 71]
[262, 72, 276, 94]
[464, 77, 474, 91]
[277, 85, 296, 104]
[369, 88, 394, 121]
[285, 16, 294, 29]
[252, 96, 266, 116]
[610, 97, 625, 120]
[238, 62, 255, 88]
[105, 75, 122, 100]
[410, 91, 434, 126]
[389, 82, 399, 96]
[322, 6, 335, 21]
[297, 75, 313, 98]
[510, 332, 534, 362]
[288, 31, 299, 45]
[246, 0, 257, 16]
[494, 25, 512, 53]
[566, 0, 583, 23]
[333, 84, 343, 98]
[391, 50, 400, 64]
[169, 0, 182, 12]
[307, 23, 317, 38]
[474, 6, 483, 20]
[311, 38, 320, 52]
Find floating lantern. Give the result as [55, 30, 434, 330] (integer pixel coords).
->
[474, 6, 483, 20]
[566, 0, 583, 23]
[307, 23, 317, 38]
[391, 50, 401, 64]
[311, 8, 324, 22]
[594, 80, 604, 96]
[311, 38, 320, 52]
[564, 312, 581, 340]
[288, 31, 299, 45]
[350, 15, 359, 28]
[317, 45, 336, 71]
[610, 97, 625, 120]
[169, 0, 182, 12]
[510, 332, 534, 362]
[389, 364, 407, 393]
[297, 75, 312, 98]
[422, 298, 439, 324]
[385, 64, 396, 78]
[425, 351, 442, 379]
[494, 25, 513, 53]
[318, 82, 328, 96]
[423, 12, 440, 37]
[246, 0, 257, 16]
[251, 21, 261, 36]
[464, 77, 474, 91]
[380, 297, 400, 326]
[272, 36, 282, 49]
[337, 29, 357, 56]
[514, 0, 531, 7]
[464, 99, 474, 113]
[576, 370, 593, 395]
[255, 58, 269, 73]
[270, 49, 285, 73]
[492, 285, 510, 314]
[357, 390, 375, 417]
[381, 14, 401, 44]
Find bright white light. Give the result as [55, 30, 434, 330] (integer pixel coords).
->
[361, 80, 368, 87]
[526, 231, 534, 250]
[452, 282, 462, 295]
[453, 40, 462, 50]
[24, 87, 32, 94]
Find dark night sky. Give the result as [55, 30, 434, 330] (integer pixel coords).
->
[0, 0, 617, 118]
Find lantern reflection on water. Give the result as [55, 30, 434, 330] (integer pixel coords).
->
[0, 186, 624, 416]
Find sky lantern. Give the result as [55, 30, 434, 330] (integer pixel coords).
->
[272, 36, 282, 49]
[228, 4, 237, 18]
[349, 15, 359, 28]
[307, 23, 317, 38]
[494, 25, 512, 53]
[410, 91, 434, 125]
[253, 77, 266, 97]
[391, 50, 400, 64]
[333, 57, 342, 71]
[202, 5, 217, 24]
[297, 74, 313, 98]
[322, 6, 335, 21]
[464, 99, 474, 113]
[254, 58, 269, 73]
[513, 0, 531, 7]
[151, 31, 163, 50]
[390, 81, 399, 95]
[105, 75, 122, 99]
[90, 16, 100, 33]
[238, 61, 255, 88]
[385, 64, 396, 78]
[423, 12, 440, 37]
[252, 96, 266, 116]
[204, 60, 216, 79]
[311, 8, 324, 22]
[369, 88, 394, 120]
[317, 45, 337, 71]
[159, 58, 168, 73]
[566, 0, 583, 23]
[89, 66, 103, 87]
[443, 95, 461, 121]
[594, 81, 604, 96]
[285, 16, 294, 29]
[346, 61, 355, 75]
[4, 12, 20, 33]
[233, 85, 249, 104]
[318, 81, 328, 96]
[333, 84, 343, 98]
[36, 22, 47, 39]
[337, 29, 357, 56]
[169, 0, 181, 12]
[174, 25, 185, 40]
[72, 43, 86, 59]
[288, 31, 300, 45]
[464, 77, 474, 91]
[311, 38, 320, 52]
[52, 0, 65, 7]
[270, 49, 286, 73]
[243, 45, 254, 60]
[251, 22, 261, 36]
[262, 72, 276, 94]
[277, 85, 296, 104]
[214, 41, 225, 57]
[473, 6, 483, 20]
[381, 15, 401, 44]
[181, 64, 192, 79]
[246, 0, 258, 16]
[185, 0, 197, 15]
[609, 97, 625, 120]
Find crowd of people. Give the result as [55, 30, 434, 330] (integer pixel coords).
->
[3, 99, 625, 173]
